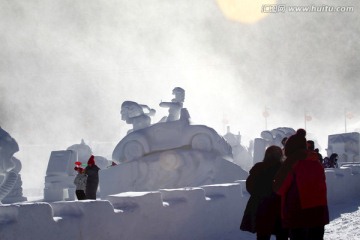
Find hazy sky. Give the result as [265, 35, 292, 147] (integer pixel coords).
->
[1, 0, 359, 189]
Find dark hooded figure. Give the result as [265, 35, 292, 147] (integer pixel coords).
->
[85, 155, 100, 199]
[240, 145, 288, 240]
[273, 129, 329, 240]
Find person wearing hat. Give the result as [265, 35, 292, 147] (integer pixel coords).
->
[73, 166, 87, 200]
[85, 155, 100, 200]
[240, 145, 288, 240]
[273, 129, 329, 240]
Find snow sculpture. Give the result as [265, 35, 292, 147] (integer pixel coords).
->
[0, 127, 21, 204]
[121, 101, 156, 134]
[67, 139, 110, 169]
[159, 87, 185, 122]
[113, 108, 232, 163]
[253, 127, 295, 164]
[101, 88, 247, 197]
[1, 157, 27, 203]
[43, 150, 77, 201]
[327, 132, 360, 165]
[67, 139, 92, 164]
[223, 126, 253, 171]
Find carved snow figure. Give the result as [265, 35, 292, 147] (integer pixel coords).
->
[159, 87, 185, 122]
[101, 88, 248, 197]
[113, 108, 232, 163]
[0, 127, 20, 204]
[121, 101, 156, 134]
[1, 156, 27, 204]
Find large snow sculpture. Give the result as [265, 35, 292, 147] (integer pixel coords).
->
[121, 101, 156, 134]
[113, 108, 232, 163]
[101, 88, 247, 197]
[0, 127, 21, 204]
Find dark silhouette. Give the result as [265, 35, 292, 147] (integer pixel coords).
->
[307, 140, 323, 163]
[314, 148, 324, 164]
[328, 153, 339, 168]
[240, 145, 288, 240]
[274, 129, 329, 240]
[85, 155, 100, 200]
[322, 157, 330, 168]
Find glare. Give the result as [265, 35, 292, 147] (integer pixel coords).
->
[216, 0, 277, 23]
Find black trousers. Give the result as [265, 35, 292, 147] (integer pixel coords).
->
[257, 228, 289, 240]
[290, 226, 325, 240]
[76, 190, 86, 200]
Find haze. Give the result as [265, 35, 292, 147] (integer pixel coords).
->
[0, 0, 359, 190]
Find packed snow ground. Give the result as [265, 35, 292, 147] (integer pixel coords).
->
[324, 200, 360, 240]
[224, 201, 360, 240]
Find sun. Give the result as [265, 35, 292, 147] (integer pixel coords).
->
[216, 0, 277, 24]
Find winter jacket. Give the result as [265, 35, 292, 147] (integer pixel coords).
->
[85, 165, 100, 199]
[240, 161, 282, 235]
[273, 150, 329, 229]
[74, 173, 87, 191]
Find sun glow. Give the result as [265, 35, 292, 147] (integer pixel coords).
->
[216, 0, 277, 24]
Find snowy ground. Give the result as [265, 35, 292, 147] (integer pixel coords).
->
[221, 199, 360, 240]
[325, 200, 360, 240]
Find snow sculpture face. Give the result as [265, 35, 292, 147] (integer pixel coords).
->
[121, 101, 144, 123]
[0, 127, 18, 174]
[172, 87, 185, 103]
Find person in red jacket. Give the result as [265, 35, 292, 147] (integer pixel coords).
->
[273, 129, 329, 240]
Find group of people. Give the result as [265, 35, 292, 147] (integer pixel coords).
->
[322, 153, 339, 168]
[240, 129, 329, 240]
[73, 155, 100, 200]
[307, 140, 339, 168]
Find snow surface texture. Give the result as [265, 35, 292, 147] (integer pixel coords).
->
[100, 149, 247, 197]
[1, 166, 360, 240]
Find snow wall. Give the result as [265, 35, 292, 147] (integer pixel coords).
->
[1, 166, 360, 240]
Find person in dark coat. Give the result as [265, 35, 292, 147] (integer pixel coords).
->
[273, 129, 329, 240]
[240, 145, 288, 240]
[85, 155, 100, 200]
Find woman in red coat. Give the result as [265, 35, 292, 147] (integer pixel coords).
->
[240, 145, 288, 240]
[273, 129, 329, 240]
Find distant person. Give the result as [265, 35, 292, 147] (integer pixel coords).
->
[274, 129, 329, 240]
[315, 148, 324, 164]
[85, 155, 100, 200]
[322, 157, 330, 168]
[328, 153, 339, 168]
[240, 145, 288, 240]
[306, 140, 315, 151]
[307, 140, 323, 163]
[73, 167, 87, 200]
